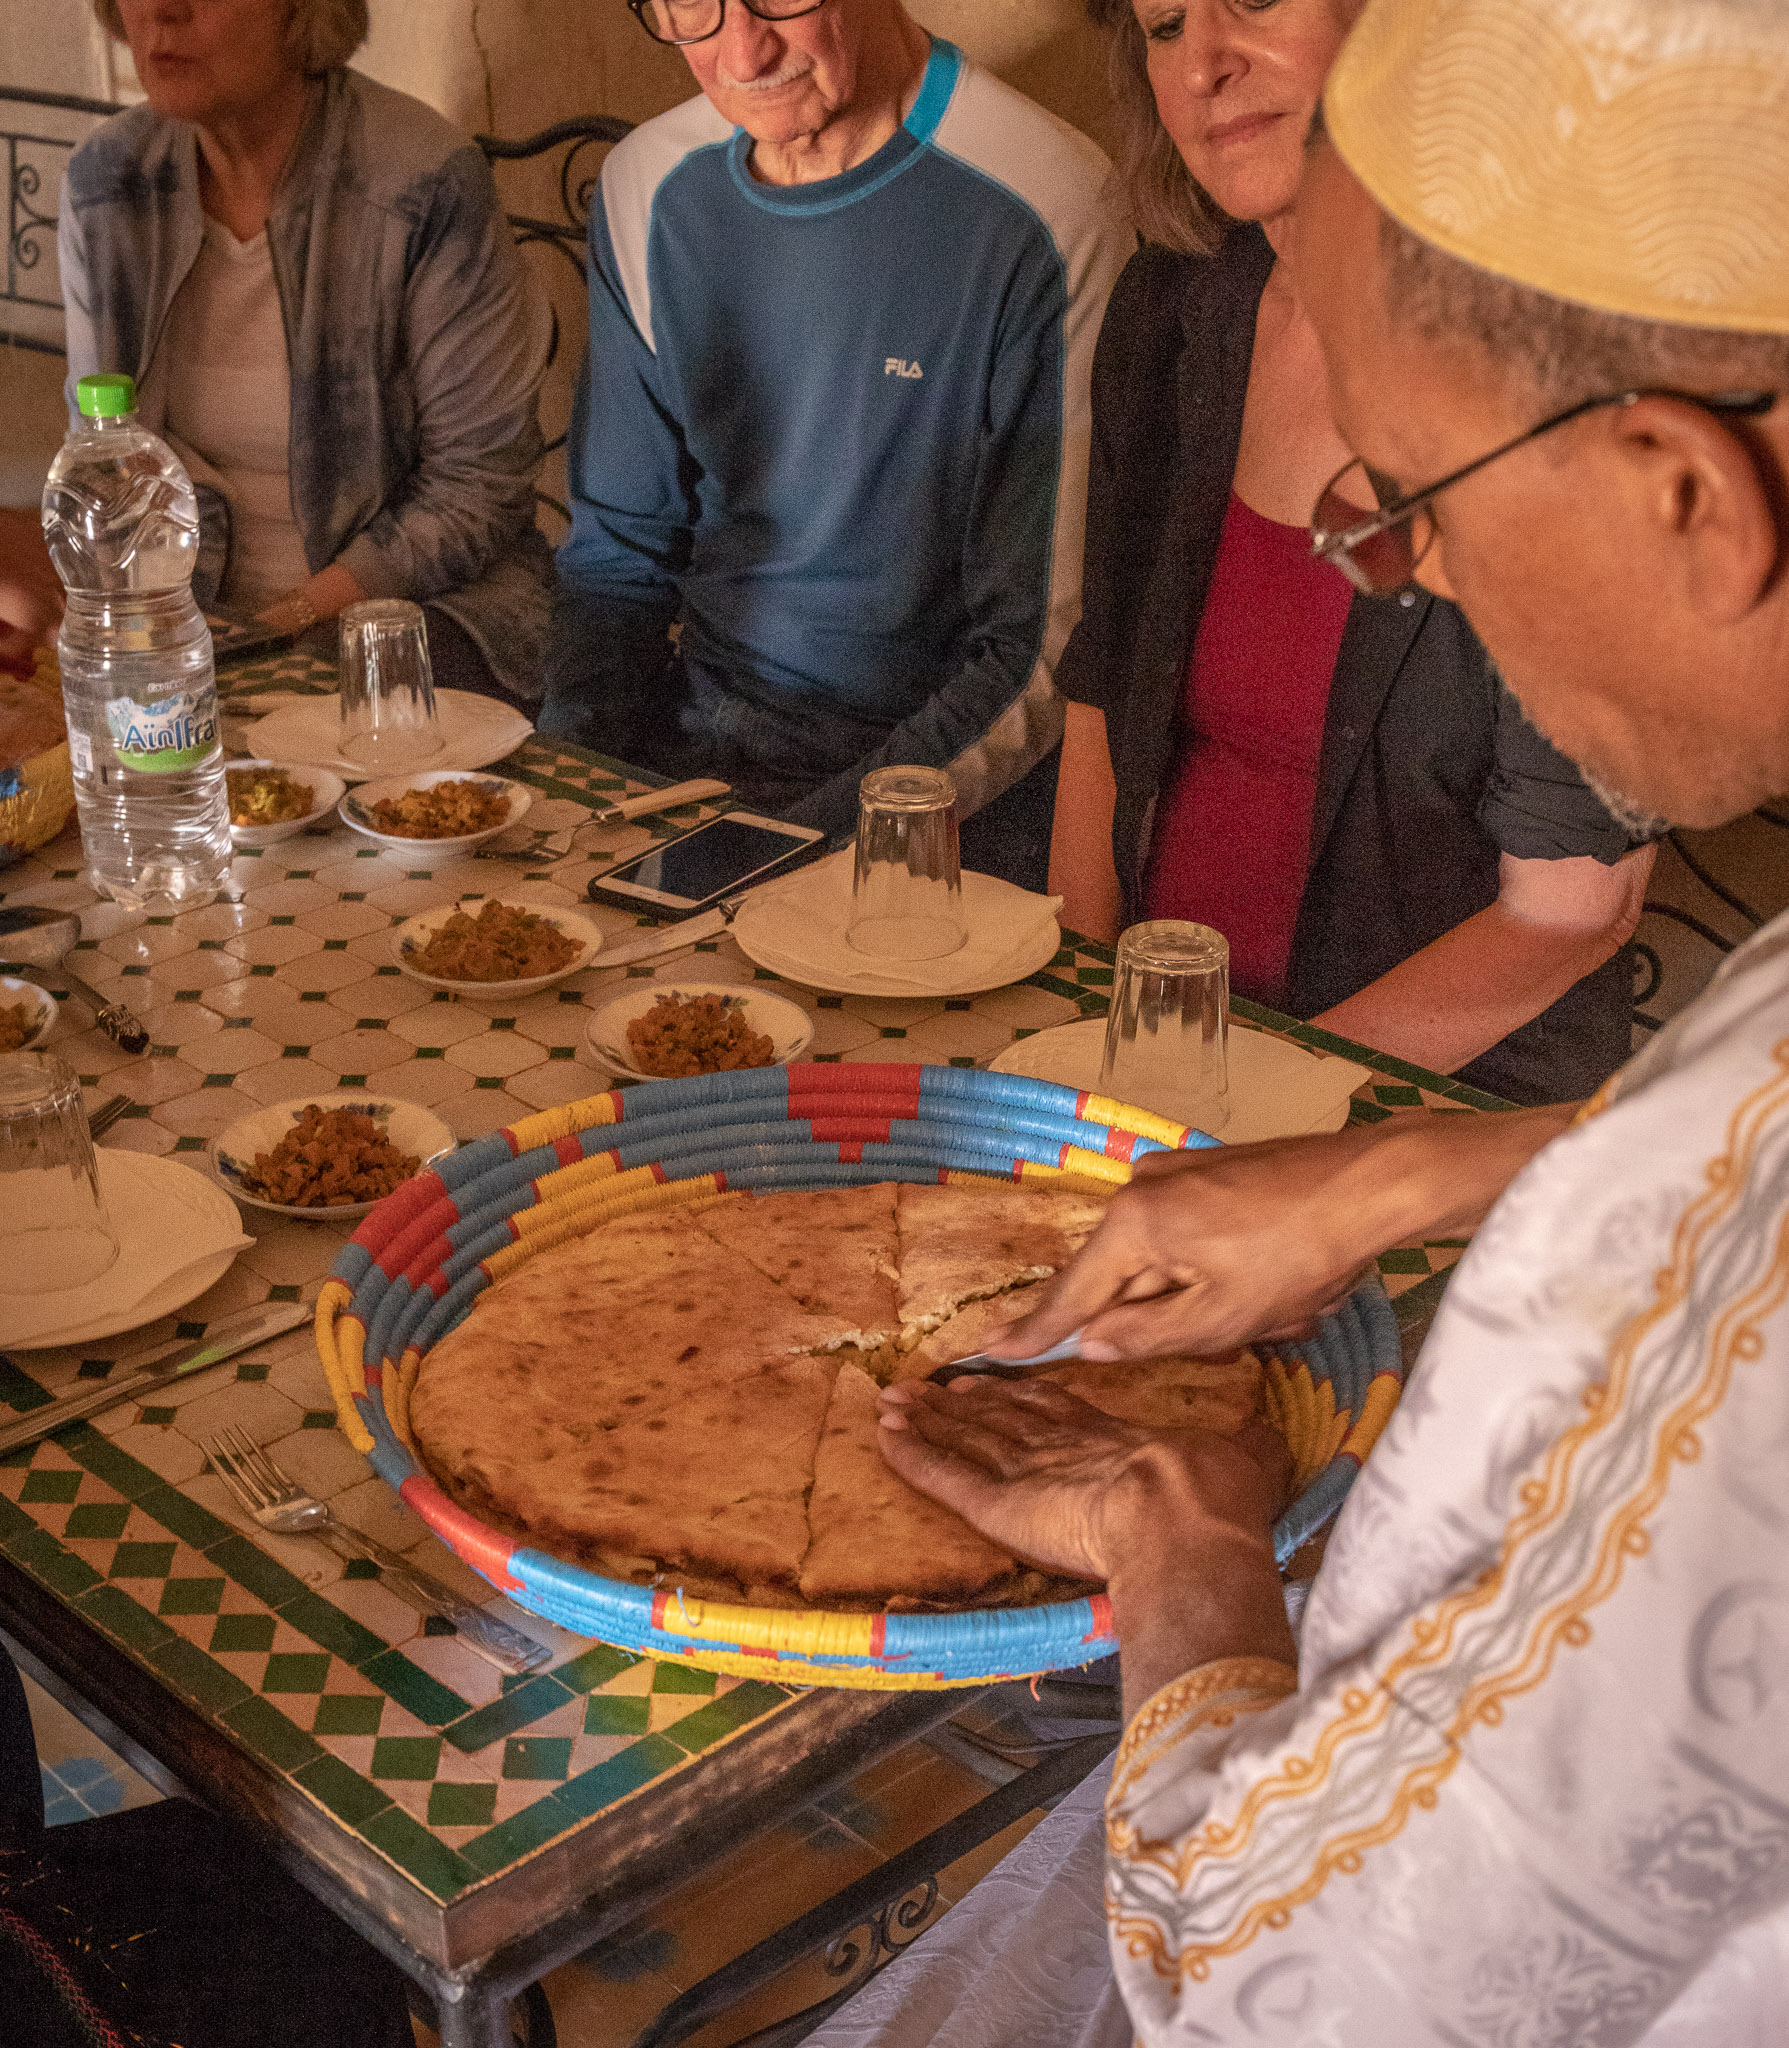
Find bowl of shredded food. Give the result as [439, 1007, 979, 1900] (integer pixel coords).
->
[584, 982, 813, 1080]
[392, 897, 604, 998]
[0, 977, 55, 1052]
[226, 759, 345, 848]
[210, 1095, 455, 1220]
[339, 771, 528, 857]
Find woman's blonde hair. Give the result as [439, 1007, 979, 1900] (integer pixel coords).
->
[1084, 0, 1227, 256]
[92, 0, 369, 76]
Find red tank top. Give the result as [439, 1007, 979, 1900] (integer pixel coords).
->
[1141, 493, 1355, 1006]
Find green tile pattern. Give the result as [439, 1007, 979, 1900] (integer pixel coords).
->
[0, 646, 1488, 1908]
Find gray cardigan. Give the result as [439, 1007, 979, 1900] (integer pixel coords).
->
[58, 68, 555, 702]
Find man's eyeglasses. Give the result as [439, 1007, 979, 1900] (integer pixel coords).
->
[1311, 387, 1779, 596]
[628, 0, 827, 46]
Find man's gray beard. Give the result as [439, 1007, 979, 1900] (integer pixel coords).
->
[1580, 765, 1673, 842]
[1489, 662, 1674, 841]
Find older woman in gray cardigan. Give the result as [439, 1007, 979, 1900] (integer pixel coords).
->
[60, 0, 554, 705]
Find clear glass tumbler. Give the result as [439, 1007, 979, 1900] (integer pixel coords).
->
[338, 599, 444, 772]
[1098, 920, 1230, 1134]
[847, 766, 967, 960]
[0, 1051, 121, 1295]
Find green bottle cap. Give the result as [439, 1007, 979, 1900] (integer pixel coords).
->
[77, 373, 137, 419]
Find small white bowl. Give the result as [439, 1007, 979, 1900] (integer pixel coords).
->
[0, 976, 56, 1052]
[392, 898, 605, 999]
[338, 769, 531, 858]
[226, 759, 347, 848]
[210, 1093, 455, 1221]
[584, 981, 813, 1081]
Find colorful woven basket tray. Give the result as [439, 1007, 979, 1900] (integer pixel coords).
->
[317, 1063, 1405, 1689]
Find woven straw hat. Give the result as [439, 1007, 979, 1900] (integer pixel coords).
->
[1325, 0, 1789, 335]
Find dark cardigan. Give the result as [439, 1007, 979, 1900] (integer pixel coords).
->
[1057, 229, 1637, 1106]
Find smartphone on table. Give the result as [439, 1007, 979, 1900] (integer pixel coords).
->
[586, 811, 826, 921]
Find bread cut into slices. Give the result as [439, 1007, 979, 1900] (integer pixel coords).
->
[409, 1210, 840, 1585]
[894, 1180, 1108, 1328]
[798, 1362, 1015, 1603]
[521, 1356, 838, 1587]
[408, 1176, 1274, 1613]
[692, 1183, 900, 1344]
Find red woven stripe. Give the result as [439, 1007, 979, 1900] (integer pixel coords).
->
[1104, 1127, 1139, 1162]
[364, 1362, 384, 1387]
[554, 1133, 584, 1169]
[788, 1068, 923, 1119]
[401, 1232, 457, 1290]
[869, 1612, 887, 1658]
[1083, 1592, 1115, 1642]
[807, 1116, 893, 1143]
[838, 1141, 864, 1164]
[373, 1193, 462, 1281]
[1075, 1088, 1093, 1119]
[400, 1474, 524, 1591]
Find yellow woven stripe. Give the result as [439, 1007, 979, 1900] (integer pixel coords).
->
[1263, 1357, 1346, 1492]
[387, 1345, 423, 1458]
[1078, 1093, 1190, 1148]
[315, 1281, 374, 1454]
[478, 1173, 730, 1286]
[1058, 1145, 1134, 1186]
[1339, 1371, 1403, 1466]
[508, 1154, 650, 1224]
[506, 1092, 625, 1152]
[653, 1592, 879, 1660]
[646, 1649, 982, 1691]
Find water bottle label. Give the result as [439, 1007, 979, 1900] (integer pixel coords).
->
[103, 691, 218, 774]
[68, 729, 95, 778]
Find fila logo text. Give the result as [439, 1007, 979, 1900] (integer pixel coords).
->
[884, 358, 924, 380]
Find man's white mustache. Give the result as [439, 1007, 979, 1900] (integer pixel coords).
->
[718, 54, 816, 90]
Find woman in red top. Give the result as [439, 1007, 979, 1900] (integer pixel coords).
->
[1051, 0, 1656, 1097]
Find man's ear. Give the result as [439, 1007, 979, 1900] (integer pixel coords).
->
[1612, 395, 1784, 625]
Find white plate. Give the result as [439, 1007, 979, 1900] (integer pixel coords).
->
[392, 898, 605, 999]
[210, 1094, 456, 1221]
[0, 975, 56, 1050]
[241, 689, 534, 779]
[7, 1152, 250, 1350]
[584, 981, 814, 1080]
[730, 857, 1063, 998]
[338, 770, 531, 858]
[226, 759, 348, 848]
[987, 1017, 1371, 1146]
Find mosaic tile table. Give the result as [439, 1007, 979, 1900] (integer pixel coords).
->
[0, 650, 1497, 2044]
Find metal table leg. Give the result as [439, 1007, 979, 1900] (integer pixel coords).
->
[434, 1980, 517, 2048]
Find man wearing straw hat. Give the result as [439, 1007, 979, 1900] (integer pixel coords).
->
[818, 0, 1789, 2042]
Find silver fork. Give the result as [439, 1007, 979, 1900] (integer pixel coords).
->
[87, 1093, 135, 1141]
[205, 1427, 550, 1675]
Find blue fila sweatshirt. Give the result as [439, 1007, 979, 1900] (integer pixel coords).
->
[545, 39, 1129, 838]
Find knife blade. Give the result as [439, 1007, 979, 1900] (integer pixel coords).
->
[925, 1329, 1088, 1386]
[0, 1299, 313, 1456]
[593, 905, 733, 969]
[591, 777, 731, 824]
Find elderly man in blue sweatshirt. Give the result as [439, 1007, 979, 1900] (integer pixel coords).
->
[540, 0, 1129, 884]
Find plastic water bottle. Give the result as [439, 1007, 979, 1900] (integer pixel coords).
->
[42, 372, 231, 912]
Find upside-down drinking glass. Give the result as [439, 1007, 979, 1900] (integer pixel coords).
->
[338, 600, 443, 772]
[0, 1051, 120, 1295]
[1097, 920, 1230, 1134]
[847, 766, 967, 961]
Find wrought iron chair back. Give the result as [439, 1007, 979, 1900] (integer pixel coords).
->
[477, 116, 632, 534]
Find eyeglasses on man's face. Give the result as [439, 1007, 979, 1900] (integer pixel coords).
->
[1310, 387, 1779, 596]
[628, 0, 828, 46]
